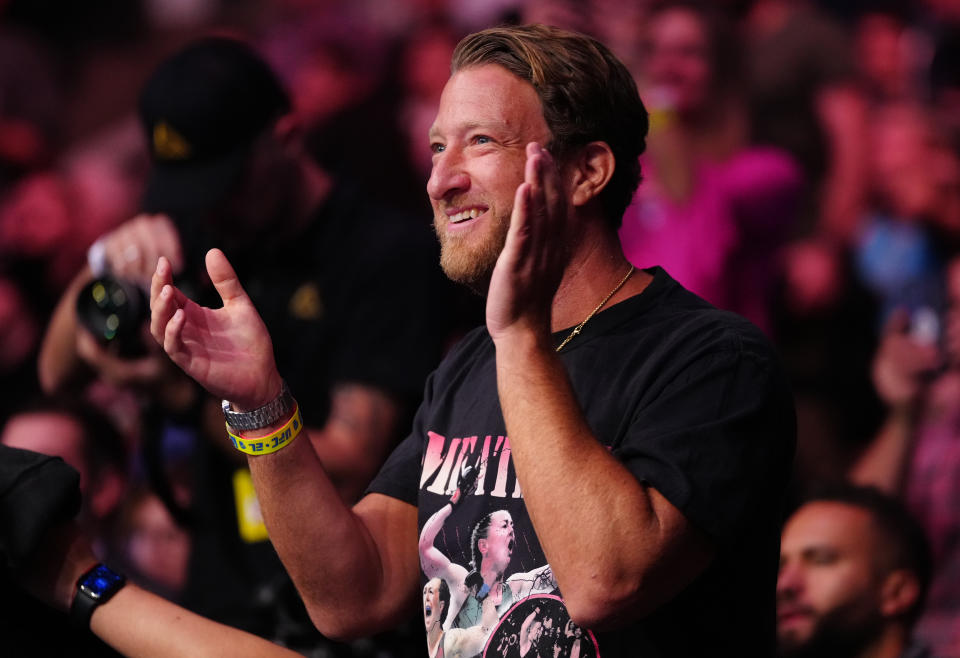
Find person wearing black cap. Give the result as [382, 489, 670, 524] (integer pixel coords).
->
[41, 35, 446, 500]
[35, 36, 447, 649]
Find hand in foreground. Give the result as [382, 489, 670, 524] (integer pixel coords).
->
[486, 142, 570, 343]
[150, 249, 281, 409]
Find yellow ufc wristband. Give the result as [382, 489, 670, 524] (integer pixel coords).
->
[226, 404, 303, 455]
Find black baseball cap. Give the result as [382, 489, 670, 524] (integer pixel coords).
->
[139, 36, 291, 215]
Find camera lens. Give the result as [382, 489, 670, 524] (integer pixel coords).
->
[76, 276, 149, 356]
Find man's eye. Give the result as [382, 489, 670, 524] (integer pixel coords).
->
[474, 135, 491, 145]
[808, 550, 838, 565]
[431, 143, 445, 154]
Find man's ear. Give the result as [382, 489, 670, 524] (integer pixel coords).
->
[879, 569, 921, 619]
[570, 141, 615, 208]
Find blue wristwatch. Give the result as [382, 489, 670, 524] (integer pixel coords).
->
[70, 563, 126, 629]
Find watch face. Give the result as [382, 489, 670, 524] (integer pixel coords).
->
[78, 564, 125, 600]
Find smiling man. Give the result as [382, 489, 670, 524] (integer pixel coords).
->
[777, 486, 932, 658]
[150, 24, 795, 657]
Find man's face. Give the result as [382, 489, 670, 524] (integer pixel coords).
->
[479, 509, 515, 573]
[642, 7, 711, 114]
[776, 502, 887, 656]
[208, 129, 303, 251]
[423, 577, 445, 631]
[427, 64, 553, 290]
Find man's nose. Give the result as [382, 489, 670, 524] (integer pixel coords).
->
[427, 148, 470, 201]
[776, 561, 804, 598]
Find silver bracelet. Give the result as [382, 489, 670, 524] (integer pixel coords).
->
[222, 381, 294, 431]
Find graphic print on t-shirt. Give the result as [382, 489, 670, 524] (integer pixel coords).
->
[418, 430, 599, 658]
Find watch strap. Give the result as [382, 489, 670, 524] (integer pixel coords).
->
[222, 381, 294, 431]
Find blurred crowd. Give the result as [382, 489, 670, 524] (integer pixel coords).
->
[2, 0, 960, 656]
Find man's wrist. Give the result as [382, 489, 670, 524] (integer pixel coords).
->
[231, 371, 285, 412]
[492, 325, 554, 360]
[222, 379, 293, 431]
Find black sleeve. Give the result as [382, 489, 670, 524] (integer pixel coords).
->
[613, 343, 795, 548]
[0, 446, 81, 570]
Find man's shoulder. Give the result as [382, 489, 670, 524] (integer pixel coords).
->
[619, 267, 778, 360]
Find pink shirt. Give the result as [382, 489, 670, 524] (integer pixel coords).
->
[619, 147, 802, 332]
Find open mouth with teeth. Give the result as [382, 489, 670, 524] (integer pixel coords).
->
[449, 207, 488, 223]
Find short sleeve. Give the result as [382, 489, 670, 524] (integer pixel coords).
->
[614, 341, 795, 548]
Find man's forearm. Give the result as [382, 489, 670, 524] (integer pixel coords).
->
[494, 329, 712, 628]
[247, 425, 418, 639]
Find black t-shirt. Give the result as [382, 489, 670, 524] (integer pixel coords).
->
[369, 267, 796, 658]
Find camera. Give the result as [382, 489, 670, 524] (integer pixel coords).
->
[76, 276, 149, 357]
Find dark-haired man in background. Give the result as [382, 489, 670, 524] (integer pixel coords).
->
[778, 485, 932, 658]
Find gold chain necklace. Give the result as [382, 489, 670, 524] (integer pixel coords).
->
[555, 265, 635, 353]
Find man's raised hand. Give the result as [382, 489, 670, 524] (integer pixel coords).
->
[150, 248, 282, 409]
[486, 142, 570, 343]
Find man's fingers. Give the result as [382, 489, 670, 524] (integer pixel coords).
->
[163, 307, 187, 357]
[150, 280, 186, 348]
[150, 256, 173, 306]
[206, 248, 248, 305]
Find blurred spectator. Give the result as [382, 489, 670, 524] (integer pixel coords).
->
[750, 0, 880, 499]
[852, 254, 960, 655]
[0, 22, 61, 191]
[745, 0, 869, 245]
[853, 102, 960, 328]
[0, 398, 128, 561]
[0, 401, 129, 658]
[928, 26, 960, 151]
[117, 485, 192, 603]
[620, 0, 803, 333]
[777, 484, 933, 658]
[855, 7, 930, 106]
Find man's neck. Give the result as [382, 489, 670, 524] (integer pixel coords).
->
[549, 222, 651, 332]
[846, 623, 910, 658]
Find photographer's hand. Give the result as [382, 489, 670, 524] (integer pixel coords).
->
[94, 214, 183, 286]
[150, 249, 282, 410]
[75, 328, 166, 388]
